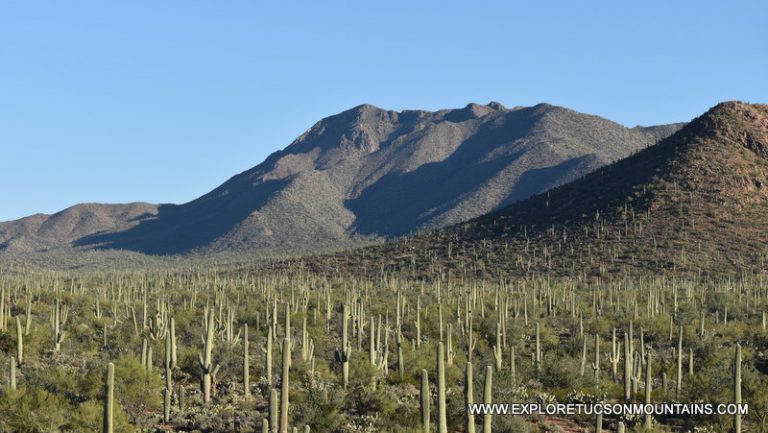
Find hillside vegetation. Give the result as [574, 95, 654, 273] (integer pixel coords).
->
[297, 102, 768, 279]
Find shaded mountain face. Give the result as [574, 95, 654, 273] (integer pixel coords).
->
[303, 102, 768, 277]
[0, 102, 682, 256]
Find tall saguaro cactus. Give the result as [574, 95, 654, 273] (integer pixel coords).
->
[624, 332, 632, 401]
[592, 334, 600, 380]
[510, 347, 516, 381]
[199, 309, 219, 403]
[420, 369, 430, 433]
[466, 362, 475, 433]
[645, 353, 652, 429]
[676, 326, 683, 399]
[609, 328, 619, 382]
[243, 324, 250, 397]
[437, 342, 448, 433]
[265, 326, 274, 387]
[535, 323, 542, 371]
[279, 337, 290, 433]
[483, 365, 493, 433]
[164, 332, 173, 423]
[492, 323, 503, 371]
[397, 331, 405, 379]
[335, 303, 351, 388]
[53, 299, 67, 352]
[16, 316, 23, 366]
[103, 362, 114, 433]
[170, 317, 177, 369]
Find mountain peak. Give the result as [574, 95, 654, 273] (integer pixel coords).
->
[683, 101, 768, 157]
[487, 101, 506, 110]
[348, 103, 387, 115]
[461, 102, 506, 118]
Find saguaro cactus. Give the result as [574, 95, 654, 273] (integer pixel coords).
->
[141, 338, 147, 367]
[162, 388, 171, 424]
[624, 332, 631, 401]
[102, 323, 108, 349]
[24, 293, 32, 336]
[270, 389, 278, 433]
[103, 362, 114, 433]
[164, 332, 173, 423]
[265, 326, 274, 387]
[243, 323, 250, 397]
[676, 326, 683, 399]
[609, 328, 619, 382]
[595, 411, 602, 433]
[466, 362, 475, 433]
[510, 347, 516, 381]
[535, 323, 542, 371]
[146, 345, 153, 373]
[16, 316, 23, 366]
[397, 331, 405, 379]
[199, 309, 220, 403]
[645, 353, 652, 429]
[280, 337, 290, 433]
[420, 369, 430, 433]
[437, 342, 448, 433]
[369, 316, 376, 366]
[688, 348, 694, 377]
[170, 317, 177, 369]
[301, 316, 313, 363]
[335, 303, 351, 388]
[178, 385, 186, 411]
[492, 322, 503, 371]
[592, 334, 600, 380]
[53, 299, 67, 351]
[415, 297, 421, 348]
[9, 356, 16, 390]
[483, 365, 493, 433]
[447, 324, 455, 365]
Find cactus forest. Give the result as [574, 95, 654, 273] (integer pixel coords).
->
[0, 267, 764, 433]
[4, 0, 768, 431]
[3, 102, 768, 432]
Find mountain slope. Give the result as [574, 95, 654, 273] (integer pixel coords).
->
[0, 102, 682, 256]
[302, 101, 768, 277]
[0, 203, 158, 253]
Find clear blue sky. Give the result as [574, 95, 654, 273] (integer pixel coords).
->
[1, 1, 766, 221]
